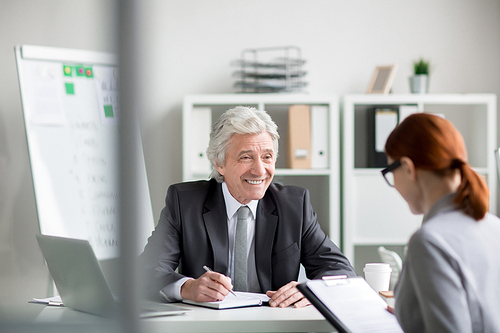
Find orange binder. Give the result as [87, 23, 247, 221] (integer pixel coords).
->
[287, 105, 311, 169]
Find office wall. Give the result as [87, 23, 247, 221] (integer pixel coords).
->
[0, 0, 499, 320]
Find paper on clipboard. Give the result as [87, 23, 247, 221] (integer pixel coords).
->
[299, 277, 403, 333]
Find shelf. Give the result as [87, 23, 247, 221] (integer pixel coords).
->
[184, 93, 336, 106]
[342, 93, 497, 270]
[183, 94, 340, 245]
[183, 93, 498, 272]
[344, 93, 497, 105]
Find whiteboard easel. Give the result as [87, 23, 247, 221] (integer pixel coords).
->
[15, 45, 154, 260]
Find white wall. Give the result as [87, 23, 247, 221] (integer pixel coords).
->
[0, 0, 499, 320]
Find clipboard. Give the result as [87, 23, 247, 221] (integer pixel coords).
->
[298, 277, 403, 333]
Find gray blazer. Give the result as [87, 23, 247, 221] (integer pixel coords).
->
[140, 179, 356, 300]
[395, 193, 500, 332]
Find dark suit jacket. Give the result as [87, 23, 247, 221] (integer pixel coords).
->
[140, 179, 356, 300]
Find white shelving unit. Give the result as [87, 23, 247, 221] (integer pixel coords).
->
[183, 94, 340, 244]
[342, 93, 498, 271]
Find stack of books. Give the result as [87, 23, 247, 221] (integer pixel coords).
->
[231, 46, 307, 93]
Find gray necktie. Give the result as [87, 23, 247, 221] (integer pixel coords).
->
[234, 206, 249, 292]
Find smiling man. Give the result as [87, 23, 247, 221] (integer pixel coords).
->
[140, 106, 355, 307]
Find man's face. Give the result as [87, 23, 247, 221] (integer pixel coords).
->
[216, 132, 275, 205]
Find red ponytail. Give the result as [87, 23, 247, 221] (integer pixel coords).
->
[454, 163, 489, 220]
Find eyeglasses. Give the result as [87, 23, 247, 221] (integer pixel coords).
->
[381, 160, 401, 187]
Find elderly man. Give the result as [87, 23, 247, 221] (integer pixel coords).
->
[140, 106, 355, 308]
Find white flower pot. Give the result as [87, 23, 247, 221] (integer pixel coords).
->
[409, 74, 429, 94]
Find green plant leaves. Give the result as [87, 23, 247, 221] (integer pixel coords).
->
[413, 58, 430, 75]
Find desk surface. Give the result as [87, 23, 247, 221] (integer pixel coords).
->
[36, 303, 334, 333]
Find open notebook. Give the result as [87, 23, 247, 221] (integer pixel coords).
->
[36, 234, 190, 318]
[183, 291, 270, 309]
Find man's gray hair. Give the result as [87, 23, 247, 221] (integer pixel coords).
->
[206, 106, 279, 182]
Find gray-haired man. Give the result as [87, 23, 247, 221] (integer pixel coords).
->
[140, 106, 355, 307]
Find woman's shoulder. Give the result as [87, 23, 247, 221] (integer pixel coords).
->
[410, 209, 500, 252]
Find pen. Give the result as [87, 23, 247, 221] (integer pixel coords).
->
[203, 265, 237, 297]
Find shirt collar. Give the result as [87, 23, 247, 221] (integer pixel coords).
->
[422, 192, 459, 224]
[221, 182, 258, 219]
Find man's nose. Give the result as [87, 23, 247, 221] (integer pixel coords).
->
[251, 158, 265, 175]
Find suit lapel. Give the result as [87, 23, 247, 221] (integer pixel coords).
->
[203, 181, 230, 275]
[255, 191, 278, 292]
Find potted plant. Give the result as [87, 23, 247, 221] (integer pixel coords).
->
[409, 58, 430, 93]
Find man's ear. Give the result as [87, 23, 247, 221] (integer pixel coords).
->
[400, 156, 417, 181]
[215, 163, 225, 176]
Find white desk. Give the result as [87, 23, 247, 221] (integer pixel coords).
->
[36, 303, 334, 332]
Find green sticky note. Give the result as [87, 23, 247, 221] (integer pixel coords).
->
[65, 83, 75, 95]
[104, 105, 114, 118]
[85, 67, 93, 78]
[76, 66, 85, 77]
[63, 65, 73, 77]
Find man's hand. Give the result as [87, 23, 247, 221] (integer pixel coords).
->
[266, 281, 311, 308]
[180, 271, 233, 302]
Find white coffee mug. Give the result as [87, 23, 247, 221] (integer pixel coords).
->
[363, 263, 392, 292]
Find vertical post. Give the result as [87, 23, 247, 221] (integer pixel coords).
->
[118, 1, 142, 332]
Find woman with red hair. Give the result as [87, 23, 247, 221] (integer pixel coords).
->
[382, 113, 500, 332]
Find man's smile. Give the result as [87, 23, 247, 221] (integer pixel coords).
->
[246, 179, 264, 185]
